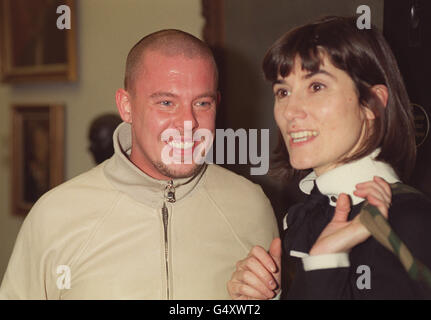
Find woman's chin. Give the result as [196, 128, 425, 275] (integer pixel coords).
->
[289, 159, 314, 171]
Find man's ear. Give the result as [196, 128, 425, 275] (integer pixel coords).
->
[115, 88, 132, 123]
[216, 91, 221, 107]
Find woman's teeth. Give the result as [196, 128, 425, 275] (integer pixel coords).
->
[290, 131, 318, 143]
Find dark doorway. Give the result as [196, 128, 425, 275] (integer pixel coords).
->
[384, 0, 431, 196]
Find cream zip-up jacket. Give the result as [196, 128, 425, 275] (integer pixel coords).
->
[0, 123, 279, 299]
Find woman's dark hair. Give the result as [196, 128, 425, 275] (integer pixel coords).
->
[263, 16, 416, 182]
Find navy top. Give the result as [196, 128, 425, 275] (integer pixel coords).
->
[283, 184, 431, 299]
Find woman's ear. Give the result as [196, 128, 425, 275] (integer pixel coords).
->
[371, 84, 389, 108]
[363, 84, 389, 121]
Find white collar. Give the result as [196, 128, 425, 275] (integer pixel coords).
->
[298, 149, 400, 206]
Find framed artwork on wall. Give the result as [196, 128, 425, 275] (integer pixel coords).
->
[11, 104, 64, 215]
[0, 0, 77, 83]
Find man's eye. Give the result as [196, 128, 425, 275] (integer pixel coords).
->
[310, 83, 324, 92]
[274, 88, 290, 99]
[195, 101, 212, 107]
[160, 100, 173, 106]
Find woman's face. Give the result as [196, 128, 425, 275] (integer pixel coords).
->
[273, 56, 374, 176]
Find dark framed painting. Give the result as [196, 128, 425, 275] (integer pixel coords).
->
[11, 104, 64, 215]
[0, 0, 77, 83]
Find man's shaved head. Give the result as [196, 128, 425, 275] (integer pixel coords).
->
[124, 29, 218, 93]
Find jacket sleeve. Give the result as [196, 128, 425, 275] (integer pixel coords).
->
[0, 194, 62, 300]
[284, 251, 353, 299]
[286, 260, 352, 299]
[0, 215, 48, 299]
[283, 205, 354, 299]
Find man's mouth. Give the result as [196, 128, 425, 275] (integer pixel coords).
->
[168, 140, 194, 150]
[289, 130, 318, 143]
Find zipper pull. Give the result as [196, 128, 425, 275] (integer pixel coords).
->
[161, 203, 170, 299]
[164, 180, 176, 203]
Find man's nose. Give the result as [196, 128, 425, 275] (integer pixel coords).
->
[174, 105, 198, 133]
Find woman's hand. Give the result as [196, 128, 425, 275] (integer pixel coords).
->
[309, 176, 391, 255]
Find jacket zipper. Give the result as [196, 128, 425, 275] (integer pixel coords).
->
[162, 180, 176, 299]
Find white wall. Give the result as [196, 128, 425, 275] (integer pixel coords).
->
[0, 0, 204, 280]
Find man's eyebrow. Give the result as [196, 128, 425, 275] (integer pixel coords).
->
[194, 92, 217, 100]
[149, 92, 178, 99]
[304, 69, 336, 80]
[149, 92, 217, 100]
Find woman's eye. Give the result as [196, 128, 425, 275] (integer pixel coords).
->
[275, 88, 290, 99]
[310, 82, 324, 92]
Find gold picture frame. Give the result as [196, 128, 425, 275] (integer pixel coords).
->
[0, 0, 77, 83]
[11, 104, 64, 215]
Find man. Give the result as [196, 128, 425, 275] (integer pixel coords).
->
[0, 30, 278, 299]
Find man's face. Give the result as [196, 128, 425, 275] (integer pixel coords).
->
[125, 51, 217, 180]
[273, 56, 373, 176]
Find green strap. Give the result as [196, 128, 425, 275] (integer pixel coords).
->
[358, 182, 431, 289]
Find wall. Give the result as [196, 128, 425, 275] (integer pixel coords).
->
[0, 0, 204, 281]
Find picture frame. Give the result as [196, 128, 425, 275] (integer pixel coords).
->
[0, 0, 77, 83]
[11, 104, 64, 215]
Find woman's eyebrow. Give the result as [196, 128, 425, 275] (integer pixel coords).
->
[273, 79, 286, 85]
[272, 69, 336, 86]
[304, 70, 336, 80]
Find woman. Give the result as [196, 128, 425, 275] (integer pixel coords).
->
[228, 16, 431, 299]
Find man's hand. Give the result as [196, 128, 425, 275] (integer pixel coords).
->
[227, 238, 282, 300]
[309, 176, 391, 255]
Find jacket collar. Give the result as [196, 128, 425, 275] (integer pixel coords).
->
[299, 149, 400, 207]
[103, 122, 206, 208]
